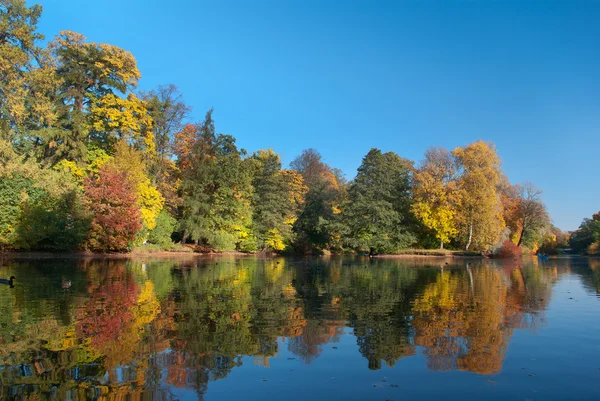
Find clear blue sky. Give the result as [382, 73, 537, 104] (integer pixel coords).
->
[36, 0, 599, 231]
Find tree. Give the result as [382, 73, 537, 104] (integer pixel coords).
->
[514, 182, 549, 247]
[108, 141, 164, 232]
[178, 109, 253, 251]
[290, 149, 342, 253]
[0, 0, 45, 141]
[140, 84, 191, 167]
[48, 30, 141, 161]
[342, 148, 416, 254]
[412, 147, 459, 249]
[453, 141, 503, 251]
[84, 165, 142, 251]
[250, 149, 297, 252]
[570, 212, 600, 254]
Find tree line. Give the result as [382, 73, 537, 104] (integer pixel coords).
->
[0, 1, 564, 254]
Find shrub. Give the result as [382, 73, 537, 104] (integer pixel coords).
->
[494, 240, 521, 259]
[15, 191, 90, 250]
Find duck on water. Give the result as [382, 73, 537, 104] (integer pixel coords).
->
[0, 276, 15, 287]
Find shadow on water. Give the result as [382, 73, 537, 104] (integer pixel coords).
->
[0, 255, 598, 400]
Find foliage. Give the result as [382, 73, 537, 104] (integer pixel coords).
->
[14, 190, 90, 250]
[147, 209, 177, 247]
[108, 140, 164, 232]
[452, 141, 503, 251]
[493, 240, 521, 259]
[178, 109, 253, 251]
[570, 212, 600, 254]
[412, 147, 459, 249]
[341, 148, 416, 254]
[83, 165, 143, 251]
[291, 149, 343, 253]
[250, 149, 306, 252]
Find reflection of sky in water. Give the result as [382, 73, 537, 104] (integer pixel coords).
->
[0, 256, 598, 401]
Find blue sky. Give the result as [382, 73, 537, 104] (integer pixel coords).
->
[36, 0, 599, 231]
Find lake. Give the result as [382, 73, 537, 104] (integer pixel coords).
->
[0, 255, 598, 400]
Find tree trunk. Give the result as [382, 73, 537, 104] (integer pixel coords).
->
[440, 240, 444, 250]
[180, 230, 187, 245]
[517, 223, 525, 247]
[465, 216, 473, 251]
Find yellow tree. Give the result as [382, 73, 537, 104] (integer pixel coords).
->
[412, 147, 459, 249]
[49, 30, 141, 161]
[90, 92, 155, 154]
[453, 141, 504, 251]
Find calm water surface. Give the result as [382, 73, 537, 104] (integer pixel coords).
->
[0, 256, 599, 401]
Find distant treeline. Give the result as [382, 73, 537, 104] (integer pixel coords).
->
[569, 212, 600, 255]
[0, 1, 567, 254]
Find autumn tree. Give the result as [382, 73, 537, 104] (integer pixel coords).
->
[453, 141, 503, 251]
[84, 165, 143, 251]
[342, 148, 416, 254]
[48, 30, 143, 161]
[412, 147, 459, 249]
[0, 0, 44, 140]
[107, 140, 164, 233]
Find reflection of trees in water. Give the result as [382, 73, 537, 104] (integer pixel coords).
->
[411, 261, 554, 374]
[0, 256, 592, 399]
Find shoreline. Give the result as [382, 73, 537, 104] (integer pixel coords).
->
[0, 249, 486, 260]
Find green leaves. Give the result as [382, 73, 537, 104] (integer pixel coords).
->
[341, 149, 416, 254]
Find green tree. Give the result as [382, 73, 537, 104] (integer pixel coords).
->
[570, 212, 600, 254]
[342, 148, 416, 254]
[290, 149, 342, 253]
[251, 149, 297, 252]
[515, 182, 550, 248]
[179, 109, 253, 251]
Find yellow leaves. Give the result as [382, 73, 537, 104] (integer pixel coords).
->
[53, 30, 140, 88]
[90, 93, 155, 154]
[412, 201, 458, 244]
[412, 148, 459, 245]
[265, 228, 285, 251]
[54, 159, 85, 180]
[281, 169, 307, 207]
[453, 141, 504, 250]
[108, 141, 164, 231]
[138, 180, 164, 230]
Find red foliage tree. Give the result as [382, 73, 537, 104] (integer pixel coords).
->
[84, 165, 143, 252]
[495, 240, 521, 259]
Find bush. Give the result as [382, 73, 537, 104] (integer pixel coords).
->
[15, 191, 90, 250]
[494, 240, 521, 259]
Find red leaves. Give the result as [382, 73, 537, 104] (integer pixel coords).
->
[495, 240, 521, 259]
[84, 165, 142, 252]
